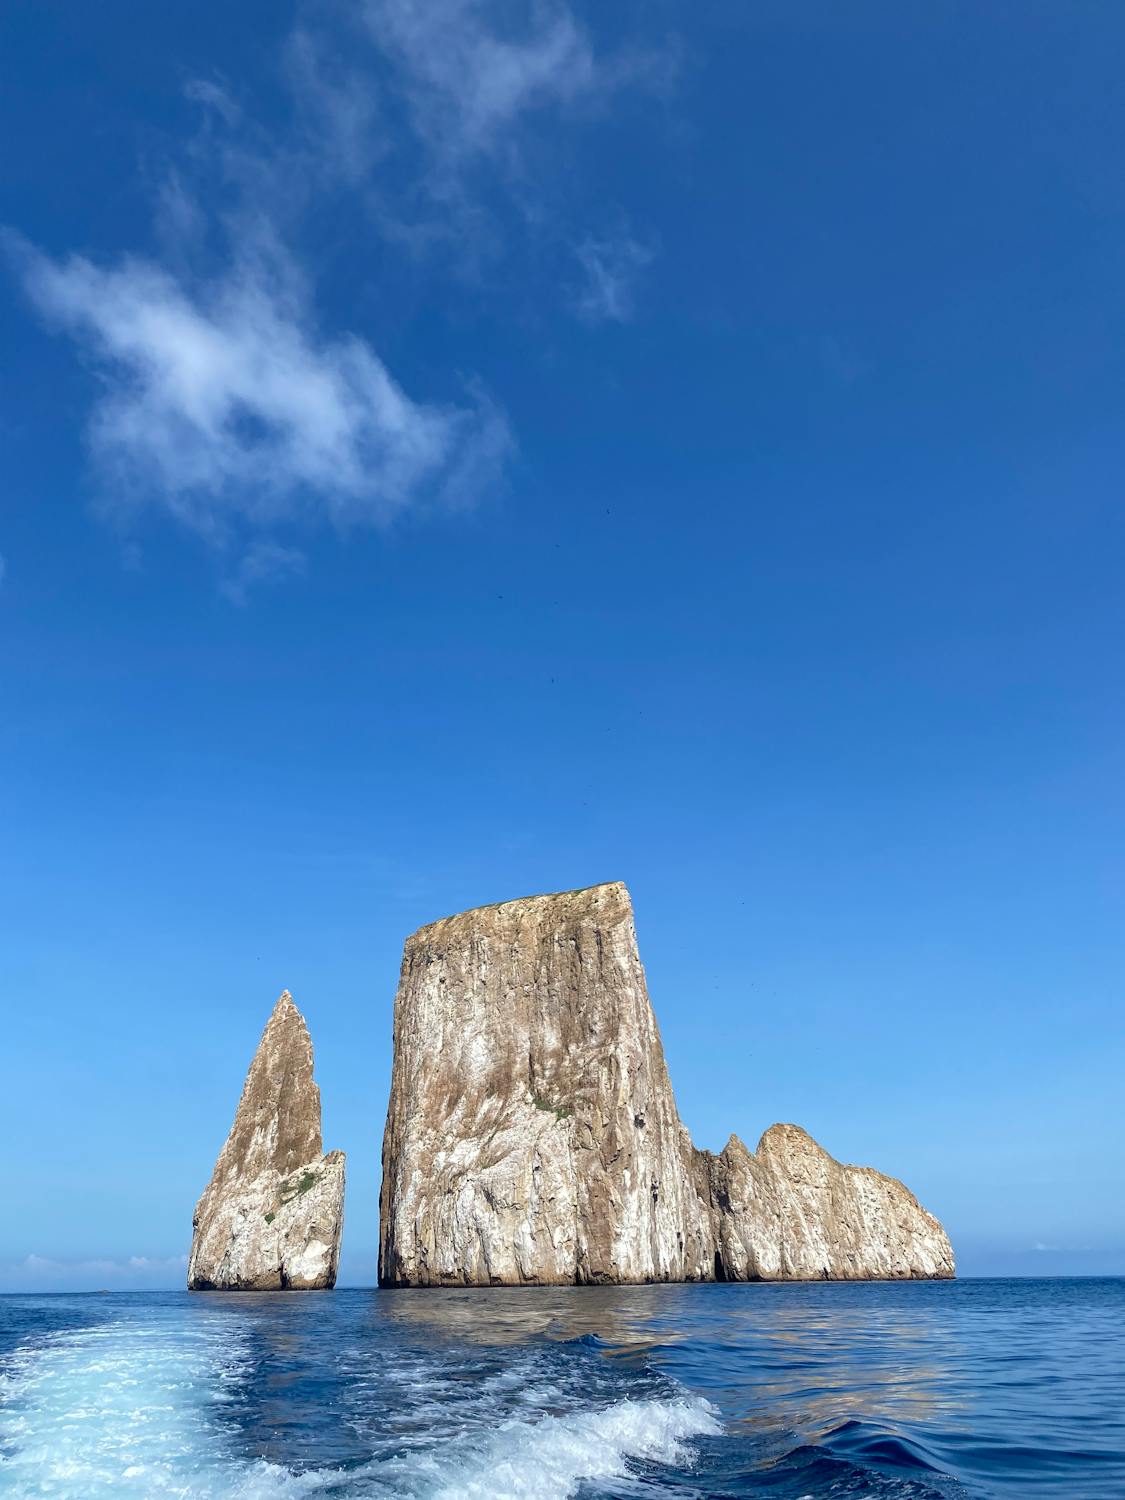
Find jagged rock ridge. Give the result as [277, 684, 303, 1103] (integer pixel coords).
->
[189, 990, 344, 1290]
[704, 1124, 953, 1281]
[379, 883, 953, 1286]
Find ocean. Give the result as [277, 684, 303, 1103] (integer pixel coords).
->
[0, 1278, 1121, 1498]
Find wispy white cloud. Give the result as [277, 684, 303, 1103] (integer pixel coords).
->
[220, 539, 306, 603]
[7, 0, 666, 592]
[0, 1252, 189, 1291]
[283, 27, 386, 188]
[362, 0, 599, 165]
[11, 236, 511, 556]
[187, 2, 655, 245]
[330, 0, 672, 237]
[183, 77, 241, 127]
[573, 231, 653, 323]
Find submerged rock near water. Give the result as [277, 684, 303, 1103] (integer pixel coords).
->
[379, 883, 953, 1286]
[188, 991, 344, 1290]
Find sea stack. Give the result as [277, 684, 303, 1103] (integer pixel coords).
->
[379, 883, 953, 1286]
[705, 1125, 954, 1281]
[188, 991, 344, 1290]
[380, 882, 711, 1286]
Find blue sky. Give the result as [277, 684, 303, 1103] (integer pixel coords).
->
[2, 0, 1123, 1290]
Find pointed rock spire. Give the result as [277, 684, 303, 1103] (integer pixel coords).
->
[188, 991, 344, 1290]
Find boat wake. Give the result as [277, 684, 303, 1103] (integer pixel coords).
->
[0, 1317, 719, 1500]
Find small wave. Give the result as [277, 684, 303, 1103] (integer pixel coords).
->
[750, 1421, 971, 1499]
[821, 1418, 949, 1475]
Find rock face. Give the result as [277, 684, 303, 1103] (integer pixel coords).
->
[379, 883, 711, 1286]
[189, 991, 344, 1290]
[705, 1125, 954, 1281]
[379, 883, 953, 1286]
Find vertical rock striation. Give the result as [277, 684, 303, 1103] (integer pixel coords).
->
[379, 883, 953, 1286]
[189, 991, 344, 1290]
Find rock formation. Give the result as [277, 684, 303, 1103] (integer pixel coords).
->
[189, 991, 344, 1290]
[379, 883, 953, 1286]
[705, 1125, 953, 1281]
[379, 882, 712, 1286]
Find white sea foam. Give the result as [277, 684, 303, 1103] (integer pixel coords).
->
[0, 1316, 720, 1500]
[424, 1396, 722, 1499]
[0, 1316, 309, 1500]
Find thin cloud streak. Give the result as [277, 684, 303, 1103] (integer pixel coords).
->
[573, 232, 653, 323]
[341, 0, 672, 234]
[220, 539, 307, 604]
[362, 0, 599, 163]
[0, 1252, 190, 1291]
[283, 28, 386, 188]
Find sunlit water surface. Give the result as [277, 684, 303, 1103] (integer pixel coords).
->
[1, 1279, 1121, 1498]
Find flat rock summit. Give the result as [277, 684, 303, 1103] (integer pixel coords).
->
[379, 882, 953, 1286]
[188, 991, 344, 1290]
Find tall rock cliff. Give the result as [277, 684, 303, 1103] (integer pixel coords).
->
[379, 883, 953, 1286]
[189, 991, 344, 1290]
[379, 882, 712, 1286]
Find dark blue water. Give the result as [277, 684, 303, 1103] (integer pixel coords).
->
[0, 1280, 1121, 1498]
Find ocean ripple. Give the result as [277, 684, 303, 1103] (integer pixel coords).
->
[1, 1279, 1122, 1498]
